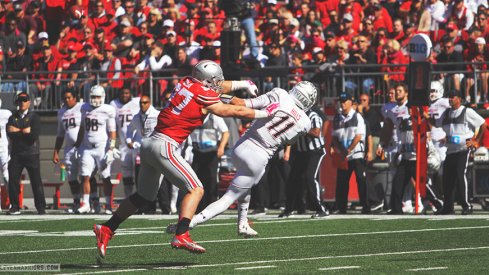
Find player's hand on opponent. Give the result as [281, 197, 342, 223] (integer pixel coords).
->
[243, 80, 258, 97]
[265, 102, 280, 117]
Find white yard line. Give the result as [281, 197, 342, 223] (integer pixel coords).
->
[235, 265, 276, 270]
[157, 246, 489, 269]
[60, 268, 147, 275]
[1, 225, 488, 256]
[406, 267, 448, 272]
[318, 266, 360, 271]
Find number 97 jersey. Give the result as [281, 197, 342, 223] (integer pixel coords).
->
[80, 103, 117, 148]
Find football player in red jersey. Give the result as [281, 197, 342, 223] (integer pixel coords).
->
[94, 60, 274, 257]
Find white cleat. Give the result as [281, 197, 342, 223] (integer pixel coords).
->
[238, 224, 258, 238]
[76, 203, 91, 214]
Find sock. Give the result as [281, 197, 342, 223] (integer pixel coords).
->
[103, 214, 124, 232]
[176, 217, 191, 235]
[238, 193, 251, 227]
[83, 194, 90, 205]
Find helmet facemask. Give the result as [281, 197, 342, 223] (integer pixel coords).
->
[430, 81, 444, 101]
[90, 85, 105, 108]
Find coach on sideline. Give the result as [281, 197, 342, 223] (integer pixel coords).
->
[6, 92, 46, 215]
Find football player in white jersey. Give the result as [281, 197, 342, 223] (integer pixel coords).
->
[428, 80, 450, 161]
[110, 87, 140, 198]
[176, 81, 316, 237]
[75, 85, 118, 214]
[0, 99, 12, 210]
[53, 90, 83, 211]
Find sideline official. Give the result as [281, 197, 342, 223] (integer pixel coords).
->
[6, 92, 45, 215]
[431, 90, 486, 215]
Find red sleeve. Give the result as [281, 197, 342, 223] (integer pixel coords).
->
[194, 87, 220, 106]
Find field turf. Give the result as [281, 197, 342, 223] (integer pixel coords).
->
[1, 213, 488, 274]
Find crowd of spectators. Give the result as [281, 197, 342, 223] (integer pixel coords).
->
[1, 0, 489, 108]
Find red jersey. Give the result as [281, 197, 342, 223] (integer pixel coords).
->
[155, 77, 221, 144]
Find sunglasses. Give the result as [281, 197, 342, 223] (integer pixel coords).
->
[140, 101, 150, 104]
[17, 97, 30, 103]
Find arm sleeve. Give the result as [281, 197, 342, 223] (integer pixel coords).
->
[56, 111, 65, 138]
[107, 108, 117, 132]
[243, 88, 281, 109]
[149, 55, 172, 70]
[466, 108, 485, 130]
[136, 57, 149, 71]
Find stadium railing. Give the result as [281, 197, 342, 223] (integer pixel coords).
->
[0, 62, 488, 112]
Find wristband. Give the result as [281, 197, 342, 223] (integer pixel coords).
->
[110, 139, 116, 149]
[254, 110, 268, 118]
[231, 80, 244, 91]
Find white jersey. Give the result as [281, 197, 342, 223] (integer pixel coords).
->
[126, 105, 159, 144]
[110, 97, 140, 146]
[56, 102, 82, 149]
[0, 109, 12, 151]
[386, 101, 415, 161]
[429, 98, 450, 141]
[241, 88, 311, 157]
[80, 103, 116, 148]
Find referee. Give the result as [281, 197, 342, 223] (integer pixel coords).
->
[430, 90, 486, 215]
[6, 92, 46, 215]
[280, 105, 329, 218]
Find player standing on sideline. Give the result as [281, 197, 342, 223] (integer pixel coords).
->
[110, 86, 140, 198]
[75, 85, 118, 214]
[0, 99, 12, 210]
[94, 60, 264, 257]
[172, 81, 316, 237]
[52, 90, 83, 212]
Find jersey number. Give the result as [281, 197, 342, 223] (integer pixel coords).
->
[85, 118, 99, 132]
[267, 116, 294, 139]
[167, 84, 193, 116]
[118, 114, 132, 128]
[63, 118, 76, 129]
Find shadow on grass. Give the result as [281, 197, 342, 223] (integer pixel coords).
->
[61, 261, 196, 270]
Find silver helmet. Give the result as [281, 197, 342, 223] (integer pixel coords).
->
[89, 85, 105, 107]
[430, 80, 444, 101]
[192, 60, 225, 91]
[289, 81, 317, 111]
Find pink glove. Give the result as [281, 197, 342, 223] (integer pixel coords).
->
[244, 80, 258, 97]
[265, 102, 280, 117]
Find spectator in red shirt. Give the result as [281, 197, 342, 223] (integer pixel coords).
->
[399, 22, 417, 49]
[31, 43, 62, 108]
[93, 27, 109, 61]
[60, 43, 80, 92]
[337, 13, 357, 44]
[379, 39, 408, 87]
[465, 37, 489, 102]
[371, 3, 393, 33]
[449, 0, 474, 31]
[137, 0, 152, 19]
[390, 18, 405, 41]
[91, 1, 108, 28]
[475, 12, 489, 41]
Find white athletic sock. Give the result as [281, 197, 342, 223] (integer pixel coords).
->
[83, 194, 90, 205]
[238, 192, 251, 227]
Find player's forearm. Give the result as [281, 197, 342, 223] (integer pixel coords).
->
[54, 137, 64, 152]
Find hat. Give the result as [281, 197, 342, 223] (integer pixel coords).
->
[212, 40, 221, 47]
[104, 43, 113, 51]
[166, 30, 176, 37]
[268, 0, 277, 5]
[339, 91, 354, 102]
[448, 90, 463, 98]
[95, 27, 104, 33]
[312, 47, 323, 55]
[373, 3, 382, 11]
[16, 40, 25, 49]
[343, 13, 353, 22]
[269, 18, 279, 25]
[163, 19, 174, 28]
[288, 35, 298, 43]
[120, 19, 131, 27]
[14, 3, 22, 11]
[475, 37, 486, 45]
[447, 23, 458, 30]
[325, 31, 335, 39]
[290, 18, 299, 27]
[106, 9, 115, 17]
[38, 32, 48, 40]
[16, 92, 30, 102]
[404, 22, 415, 29]
[83, 42, 94, 49]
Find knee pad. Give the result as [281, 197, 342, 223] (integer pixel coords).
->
[129, 192, 151, 209]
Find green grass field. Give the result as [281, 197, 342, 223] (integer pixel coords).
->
[1, 213, 489, 274]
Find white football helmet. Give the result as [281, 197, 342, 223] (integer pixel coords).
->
[289, 81, 317, 111]
[192, 60, 225, 91]
[430, 80, 444, 101]
[90, 85, 105, 107]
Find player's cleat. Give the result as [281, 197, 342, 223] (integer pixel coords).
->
[166, 223, 177, 234]
[171, 231, 206, 253]
[76, 203, 91, 214]
[238, 223, 258, 238]
[311, 210, 330, 218]
[278, 211, 294, 218]
[93, 224, 114, 259]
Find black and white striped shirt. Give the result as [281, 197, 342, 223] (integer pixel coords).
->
[296, 110, 325, 152]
